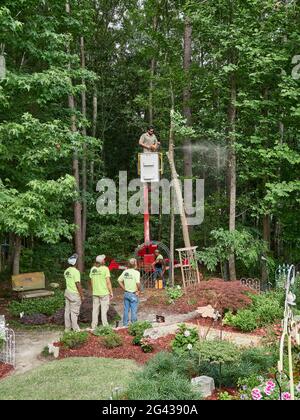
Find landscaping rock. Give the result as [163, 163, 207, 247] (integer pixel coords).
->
[191, 376, 215, 398]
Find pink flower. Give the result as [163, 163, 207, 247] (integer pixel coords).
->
[252, 388, 263, 401]
[264, 386, 273, 396]
[266, 380, 276, 390]
[282, 392, 291, 401]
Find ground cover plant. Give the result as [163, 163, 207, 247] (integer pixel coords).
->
[102, 332, 123, 349]
[8, 291, 64, 318]
[60, 331, 89, 350]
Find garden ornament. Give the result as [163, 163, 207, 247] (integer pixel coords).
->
[277, 265, 298, 400]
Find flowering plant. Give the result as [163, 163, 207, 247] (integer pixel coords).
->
[238, 376, 300, 401]
[171, 324, 199, 354]
[140, 338, 155, 354]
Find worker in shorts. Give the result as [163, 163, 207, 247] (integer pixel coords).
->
[118, 258, 141, 327]
[64, 254, 84, 332]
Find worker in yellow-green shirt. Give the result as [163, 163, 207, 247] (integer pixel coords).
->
[64, 254, 84, 332]
[89, 255, 113, 330]
[118, 258, 141, 327]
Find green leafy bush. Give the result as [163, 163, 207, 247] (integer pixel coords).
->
[223, 291, 284, 332]
[93, 326, 114, 337]
[60, 331, 89, 349]
[102, 332, 123, 349]
[223, 310, 258, 332]
[126, 371, 199, 400]
[172, 324, 200, 354]
[9, 291, 64, 317]
[166, 286, 184, 304]
[128, 321, 152, 337]
[140, 338, 154, 354]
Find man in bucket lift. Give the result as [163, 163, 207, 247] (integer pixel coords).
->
[139, 126, 161, 153]
[152, 249, 166, 288]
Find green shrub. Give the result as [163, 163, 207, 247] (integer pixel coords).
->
[93, 326, 114, 337]
[128, 321, 152, 337]
[166, 286, 184, 304]
[198, 346, 278, 388]
[223, 291, 284, 332]
[60, 331, 89, 349]
[132, 335, 143, 346]
[102, 333, 123, 349]
[41, 346, 52, 358]
[172, 324, 200, 354]
[223, 310, 258, 332]
[140, 338, 154, 354]
[126, 371, 199, 400]
[9, 291, 64, 317]
[142, 352, 199, 380]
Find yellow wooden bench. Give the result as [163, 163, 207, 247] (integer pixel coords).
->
[12, 272, 55, 299]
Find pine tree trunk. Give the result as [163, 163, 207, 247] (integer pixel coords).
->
[228, 71, 237, 281]
[90, 90, 98, 191]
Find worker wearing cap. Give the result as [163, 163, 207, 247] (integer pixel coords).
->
[139, 126, 161, 153]
[64, 254, 84, 332]
[89, 255, 113, 330]
[118, 258, 141, 327]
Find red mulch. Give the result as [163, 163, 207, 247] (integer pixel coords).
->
[0, 363, 14, 380]
[188, 317, 267, 337]
[206, 388, 239, 401]
[56, 330, 175, 365]
[147, 280, 254, 315]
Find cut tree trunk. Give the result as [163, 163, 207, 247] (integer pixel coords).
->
[167, 109, 191, 249]
[228, 71, 237, 281]
[183, 17, 193, 230]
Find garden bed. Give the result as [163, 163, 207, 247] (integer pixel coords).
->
[0, 363, 14, 380]
[147, 280, 253, 315]
[56, 330, 174, 364]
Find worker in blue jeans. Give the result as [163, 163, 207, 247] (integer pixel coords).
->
[118, 258, 141, 326]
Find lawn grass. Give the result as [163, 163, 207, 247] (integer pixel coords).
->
[0, 358, 139, 400]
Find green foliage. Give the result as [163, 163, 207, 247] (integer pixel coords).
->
[60, 331, 89, 350]
[223, 310, 258, 333]
[41, 346, 52, 358]
[140, 338, 154, 354]
[102, 332, 123, 349]
[0, 337, 5, 351]
[166, 286, 184, 304]
[172, 324, 200, 354]
[93, 326, 114, 337]
[223, 291, 284, 332]
[198, 229, 266, 273]
[197, 340, 240, 366]
[142, 352, 199, 380]
[8, 291, 64, 317]
[126, 371, 199, 401]
[219, 392, 234, 401]
[128, 321, 152, 338]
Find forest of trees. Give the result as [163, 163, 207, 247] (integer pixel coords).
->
[0, 0, 299, 283]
